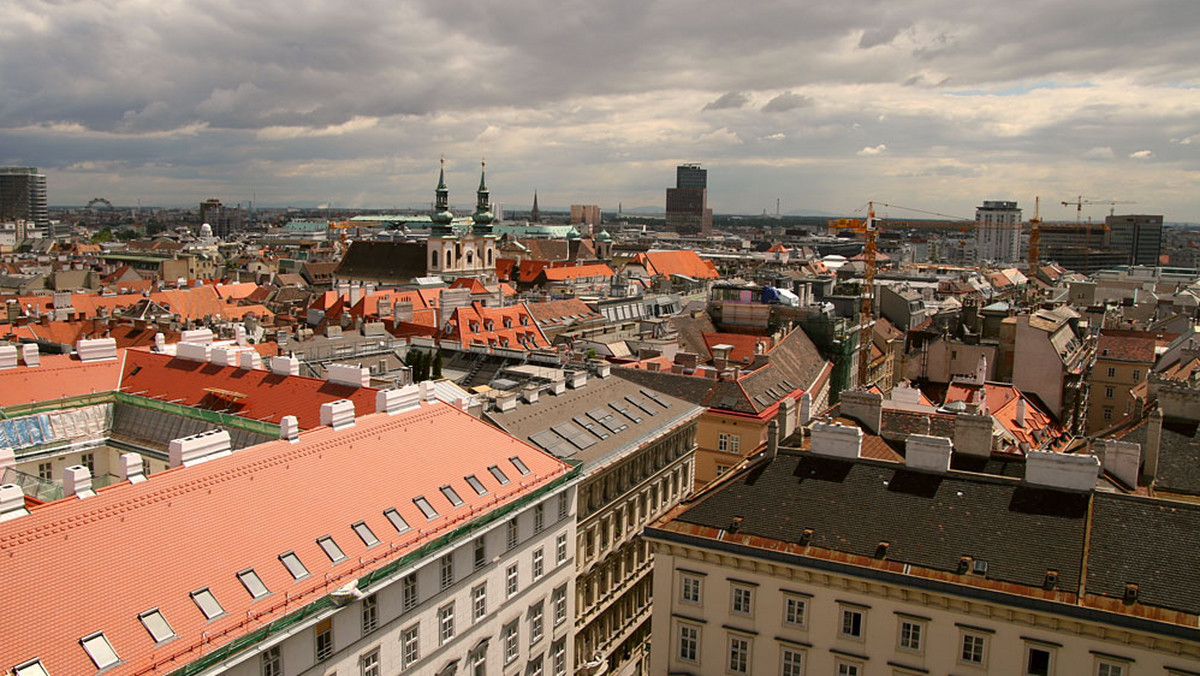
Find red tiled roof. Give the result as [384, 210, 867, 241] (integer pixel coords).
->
[945, 381, 1065, 450]
[1096, 329, 1176, 363]
[120, 350, 379, 429]
[0, 352, 126, 408]
[537, 263, 613, 282]
[213, 282, 258, 300]
[443, 301, 550, 351]
[635, 250, 719, 279]
[702, 332, 772, 363]
[525, 298, 604, 325]
[449, 277, 490, 294]
[0, 402, 571, 676]
[494, 258, 517, 282]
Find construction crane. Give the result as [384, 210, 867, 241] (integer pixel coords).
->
[1061, 197, 1136, 222]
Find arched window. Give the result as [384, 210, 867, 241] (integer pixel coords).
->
[445, 251, 452, 268]
[487, 249, 493, 265]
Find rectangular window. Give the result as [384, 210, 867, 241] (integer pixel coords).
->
[1105, 386, 1114, 398]
[362, 594, 378, 634]
[731, 585, 753, 615]
[261, 646, 282, 676]
[138, 609, 175, 643]
[681, 574, 702, 604]
[439, 602, 456, 645]
[237, 569, 270, 599]
[403, 573, 418, 612]
[836, 662, 860, 676]
[557, 492, 568, 519]
[475, 536, 487, 570]
[81, 632, 120, 670]
[414, 496, 439, 519]
[553, 639, 567, 676]
[81, 452, 95, 474]
[1097, 662, 1125, 676]
[466, 474, 488, 495]
[191, 587, 224, 619]
[961, 633, 986, 665]
[490, 465, 511, 485]
[280, 551, 309, 579]
[507, 518, 519, 550]
[533, 547, 545, 580]
[839, 608, 864, 638]
[728, 635, 750, 674]
[534, 504, 545, 533]
[1132, 369, 1140, 382]
[1025, 645, 1053, 676]
[556, 532, 568, 564]
[441, 484, 464, 507]
[37, 462, 51, 480]
[507, 563, 519, 597]
[440, 554, 454, 590]
[401, 624, 420, 667]
[318, 535, 346, 563]
[315, 617, 334, 661]
[511, 456, 531, 475]
[353, 521, 379, 547]
[361, 648, 380, 676]
[473, 583, 487, 621]
[898, 619, 923, 652]
[552, 585, 567, 626]
[781, 648, 804, 676]
[718, 433, 740, 454]
[678, 623, 699, 663]
[784, 595, 806, 627]
[504, 622, 520, 664]
[530, 602, 544, 646]
[384, 507, 410, 533]
[1107, 366, 1117, 378]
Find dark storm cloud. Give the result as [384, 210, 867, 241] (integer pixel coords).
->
[703, 92, 750, 111]
[762, 93, 814, 114]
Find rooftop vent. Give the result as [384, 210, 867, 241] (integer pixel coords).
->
[169, 429, 233, 467]
[280, 415, 300, 442]
[1044, 569, 1059, 590]
[0, 483, 29, 521]
[175, 341, 212, 363]
[76, 338, 118, 362]
[64, 465, 95, 499]
[0, 344, 17, 370]
[375, 383, 422, 415]
[875, 541, 890, 559]
[117, 453, 146, 484]
[799, 528, 814, 546]
[238, 351, 263, 371]
[320, 399, 356, 430]
[180, 328, 214, 345]
[20, 343, 39, 368]
[958, 556, 973, 574]
[1124, 583, 1139, 604]
[327, 363, 370, 388]
[270, 355, 300, 376]
[728, 516, 743, 534]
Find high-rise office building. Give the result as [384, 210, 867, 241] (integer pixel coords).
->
[0, 166, 49, 231]
[199, 198, 243, 239]
[974, 200, 1021, 264]
[1106, 214, 1163, 267]
[666, 163, 713, 236]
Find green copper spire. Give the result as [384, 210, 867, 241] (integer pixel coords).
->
[431, 156, 454, 231]
[473, 159, 494, 229]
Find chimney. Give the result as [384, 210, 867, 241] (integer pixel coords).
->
[280, 415, 300, 442]
[270, 355, 300, 376]
[778, 397, 797, 439]
[810, 422, 863, 459]
[320, 400, 357, 430]
[327, 363, 370, 388]
[549, 376, 567, 395]
[799, 391, 812, 426]
[1095, 439, 1140, 487]
[905, 434, 953, 473]
[350, 285, 363, 307]
[1024, 449, 1100, 492]
[751, 352, 770, 370]
[0, 484, 29, 522]
[495, 391, 518, 412]
[375, 384, 422, 415]
[210, 346, 237, 367]
[953, 413, 993, 457]
[117, 453, 146, 484]
[1141, 407, 1163, 484]
[568, 371, 588, 389]
[647, 361, 661, 373]
[238, 351, 264, 370]
[169, 430, 233, 467]
[839, 390, 882, 435]
[176, 342, 212, 363]
[1015, 398, 1027, 427]
[671, 363, 684, 374]
[522, 385, 540, 404]
[180, 328, 214, 345]
[594, 362, 612, 379]
[20, 343, 39, 367]
[76, 337, 118, 362]
[766, 419, 780, 461]
[63, 465, 95, 499]
[674, 352, 699, 370]
[154, 332, 166, 352]
[234, 325, 248, 346]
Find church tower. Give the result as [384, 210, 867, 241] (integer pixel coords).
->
[472, 160, 495, 235]
[530, 191, 541, 223]
[431, 157, 455, 236]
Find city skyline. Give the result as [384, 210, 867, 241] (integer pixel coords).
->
[2, 0, 1197, 221]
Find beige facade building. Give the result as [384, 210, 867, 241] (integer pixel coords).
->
[1087, 329, 1172, 434]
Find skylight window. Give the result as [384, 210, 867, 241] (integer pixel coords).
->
[488, 465, 510, 485]
[280, 551, 310, 580]
[138, 609, 175, 643]
[191, 588, 225, 619]
[318, 536, 346, 563]
[466, 474, 488, 495]
[80, 632, 120, 670]
[237, 569, 270, 599]
[13, 660, 49, 676]
[441, 485, 464, 507]
[414, 496, 440, 519]
[384, 508, 410, 533]
[510, 456, 531, 476]
[353, 521, 379, 547]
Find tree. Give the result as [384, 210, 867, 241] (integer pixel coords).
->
[432, 349, 443, 379]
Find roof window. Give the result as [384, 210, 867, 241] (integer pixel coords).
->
[190, 587, 225, 619]
[488, 465, 510, 485]
[441, 485, 464, 507]
[279, 551, 310, 580]
[80, 632, 120, 670]
[384, 508, 410, 533]
[237, 569, 270, 599]
[465, 474, 488, 495]
[13, 660, 49, 676]
[138, 609, 175, 643]
[510, 456, 531, 476]
[352, 521, 379, 547]
[414, 496, 440, 519]
[318, 536, 346, 563]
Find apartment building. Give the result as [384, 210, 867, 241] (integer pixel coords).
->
[484, 366, 703, 675]
[645, 424, 1199, 676]
[1087, 329, 1175, 434]
[1, 387, 581, 676]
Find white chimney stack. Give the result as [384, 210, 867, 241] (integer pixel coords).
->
[176, 342, 212, 363]
[522, 385, 540, 404]
[154, 332, 166, 352]
[1025, 450, 1099, 492]
[568, 371, 588, 389]
[117, 453, 147, 484]
[235, 325, 248, 346]
[810, 422, 863, 459]
[0, 483, 29, 521]
[270, 355, 300, 376]
[320, 399, 356, 430]
[906, 434, 953, 473]
[76, 338, 118, 362]
[20, 343, 39, 367]
[280, 415, 300, 442]
[376, 384, 422, 415]
[1015, 398, 1027, 427]
[63, 465, 95, 499]
[169, 430, 233, 467]
[238, 351, 264, 370]
[327, 363, 370, 388]
[180, 328, 214, 345]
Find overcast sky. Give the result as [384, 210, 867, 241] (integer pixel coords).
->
[2, 0, 1197, 221]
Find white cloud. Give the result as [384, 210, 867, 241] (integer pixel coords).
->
[1083, 147, 1115, 160]
[759, 132, 787, 142]
[857, 144, 887, 156]
[1129, 149, 1154, 159]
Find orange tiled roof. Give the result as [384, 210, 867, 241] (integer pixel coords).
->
[0, 402, 571, 676]
[945, 381, 1065, 450]
[443, 301, 550, 351]
[635, 250, 719, 280]
[537, 263, 614, 282]
[0, 352, 126, 408]
[120, 350, 379, 429]
[702, 332, 772, 363]
[213, 282, 259, 300]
